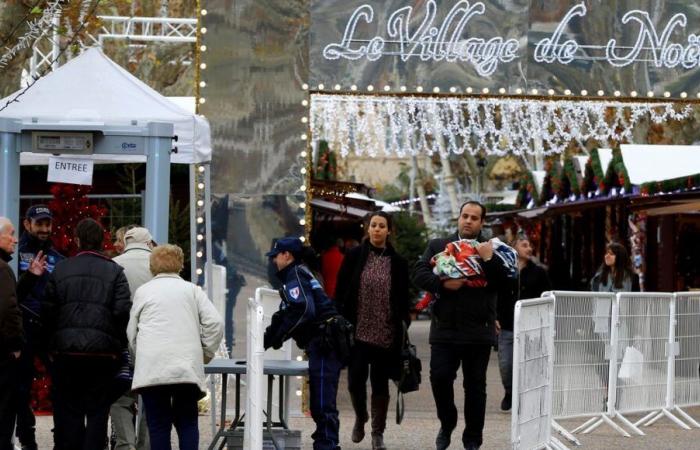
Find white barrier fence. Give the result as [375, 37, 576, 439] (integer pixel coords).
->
[511, 296, 568, 450]
[673, 292, 700, 427]
[245, 295, 265, 450]
[550, 291, 613, 441]
[544, 291, 700, 443]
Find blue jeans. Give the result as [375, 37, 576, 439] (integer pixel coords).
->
[498, 330, 514, 395]
[307, 337, 342, 450]
[141, 384, 200, 450]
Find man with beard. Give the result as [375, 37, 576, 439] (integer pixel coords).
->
[16, 205, 64, 450]
[412, 201, 513, 450]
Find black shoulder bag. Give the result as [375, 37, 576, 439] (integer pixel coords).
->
[394, 321, 422, 424]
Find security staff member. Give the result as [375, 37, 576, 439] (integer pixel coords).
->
[17, 205, 64, 450]
[264, 237, 342, 450]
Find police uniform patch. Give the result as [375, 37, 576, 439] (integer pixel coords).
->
[289, 287, 300, 300]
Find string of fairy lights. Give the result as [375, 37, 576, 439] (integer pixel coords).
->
[194, 0, 208, 279]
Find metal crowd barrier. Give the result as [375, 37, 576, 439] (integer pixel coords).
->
[544, 291, 700, 443]
[547, 292, 620, 441]
[673, 292, 700, 427]
[511, 296, 568, 450]
[245, 294, 266, 449]
[613, 293, 688, 431]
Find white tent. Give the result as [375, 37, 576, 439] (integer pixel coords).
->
[0, 47, 211, 164]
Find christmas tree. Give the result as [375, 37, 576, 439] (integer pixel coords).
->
[48, 183, 113, 256]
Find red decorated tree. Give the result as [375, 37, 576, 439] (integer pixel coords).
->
[48, 183, 114, 256]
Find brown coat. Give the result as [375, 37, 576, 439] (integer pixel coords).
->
[0, 257, 24, 360]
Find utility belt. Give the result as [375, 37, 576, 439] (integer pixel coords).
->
[317, 315, 354, 367]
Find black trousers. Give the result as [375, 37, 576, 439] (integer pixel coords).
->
[430, 342, 491, 447]
[347, 341, 393, 401]
[51, 356, 118, 450]
[15, 339, 40, 445]
[0, 357, 20, 450]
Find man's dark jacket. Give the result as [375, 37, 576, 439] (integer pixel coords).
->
[497, 260, 552, 332]
[18, 233, 64, 315]
[42, 252, 131, 355]
[335, 241, 411, 354]
[412, 232, 510, 345]
[0, 249, 38, 361]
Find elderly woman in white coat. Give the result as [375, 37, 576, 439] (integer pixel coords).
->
[127, 244, 223, 450]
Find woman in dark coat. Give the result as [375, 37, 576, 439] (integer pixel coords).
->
[335, 211, 411, 450]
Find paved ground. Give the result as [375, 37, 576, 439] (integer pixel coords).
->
[30, 278, 700, 449]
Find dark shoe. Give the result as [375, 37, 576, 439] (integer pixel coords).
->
[370, 396, 390, 450]
[500, 393, 512, 412]
[436, 428, 452, 450]
[371, 433, 386, 450]
[350, 391, 369, 443]
[21, 444, 38, 450]
[464, 444, 480, 450]
[351, 413, 368, 443]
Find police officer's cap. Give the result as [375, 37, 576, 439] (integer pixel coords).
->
[26, 204, 52, 221]
[266, 237, 303, 258]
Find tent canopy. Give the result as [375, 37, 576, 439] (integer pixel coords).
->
[0, 47, 211, 164]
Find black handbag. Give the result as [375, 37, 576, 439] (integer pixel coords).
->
[394, 322, 421, 424]
[395, 322, 422, 394]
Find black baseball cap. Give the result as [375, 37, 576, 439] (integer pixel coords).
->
[266, 237, 303, 258]
[25, 205, 52, 221]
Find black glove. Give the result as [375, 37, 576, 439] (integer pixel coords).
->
[264, 328, 272, 350]
[263, 328, 282, 350]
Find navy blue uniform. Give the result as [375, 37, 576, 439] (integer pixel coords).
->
[16, 233, 64, 446]
[264, 262, 341, 450]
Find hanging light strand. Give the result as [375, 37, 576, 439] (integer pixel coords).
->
[310, 94, 692, 157]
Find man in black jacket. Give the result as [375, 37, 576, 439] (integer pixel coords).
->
[0, 217, 45, 450]
[43, 218, 132, 450]
[412, 201, 510, 450]
[496, 236, 551, 412]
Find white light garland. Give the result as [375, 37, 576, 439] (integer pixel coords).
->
[310, 94, 692, 157]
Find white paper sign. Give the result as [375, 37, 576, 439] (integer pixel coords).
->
[47, 157, 94, 185]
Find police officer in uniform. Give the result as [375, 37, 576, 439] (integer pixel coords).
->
[16, 205, 64, 450]
[264, 237, 342, 450]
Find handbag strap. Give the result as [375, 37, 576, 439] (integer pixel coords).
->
[402, 320, 412, 348]
[395, 387, 405, 425]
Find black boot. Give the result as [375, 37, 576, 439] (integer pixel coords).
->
[350, 391, 369, 443]
[435, 427, 452, 450]
[371, 395, 389, 450]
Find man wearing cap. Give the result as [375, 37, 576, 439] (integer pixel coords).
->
[16, 205, 64, 450]
[264, 237, 343, 450]
[110, 227, 154, 450]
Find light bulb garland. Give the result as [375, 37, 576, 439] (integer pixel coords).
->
[309, 94, 692, 158]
